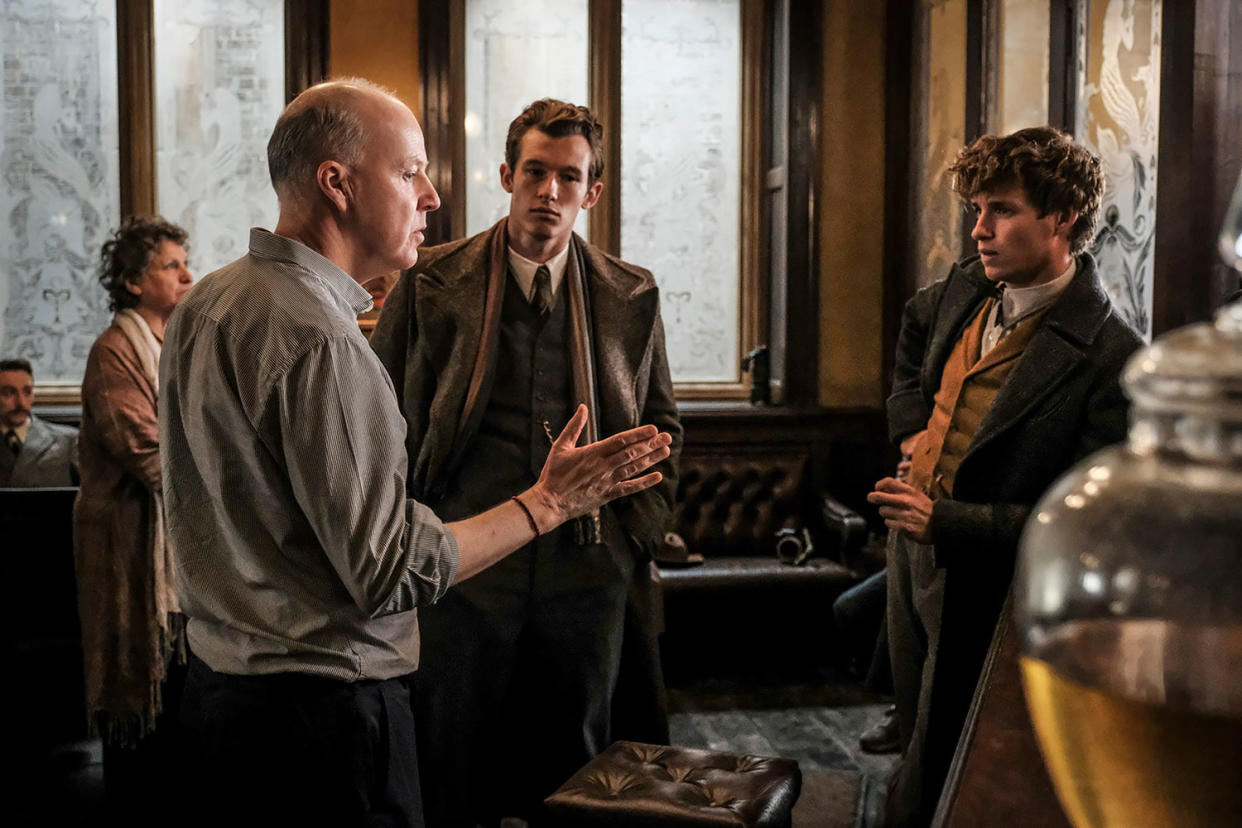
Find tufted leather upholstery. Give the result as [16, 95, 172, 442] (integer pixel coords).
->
[658, 449, 866, 595]
[673, 453, 809, 557]
[544, 740, 800, 827]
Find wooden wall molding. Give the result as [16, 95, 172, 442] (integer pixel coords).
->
[1153, 0, 1242, 334]
[117, 0, 155, 218]
[287, 0, 329, 100]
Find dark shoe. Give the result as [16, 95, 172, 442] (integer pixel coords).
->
[859, 704, 901, 754]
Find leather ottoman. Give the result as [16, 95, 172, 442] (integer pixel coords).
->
[543, 740, 801, 827]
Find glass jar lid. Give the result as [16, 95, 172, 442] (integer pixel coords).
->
[1123, 301, 1242, 418]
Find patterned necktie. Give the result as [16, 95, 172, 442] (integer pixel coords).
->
[531, 265, 554, 318]
[4, 429, 19, 456]
[981, 285, 1006, 357]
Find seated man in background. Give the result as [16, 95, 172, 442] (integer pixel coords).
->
[869, 126, 1143, 826]
[0, 357, 77, 487]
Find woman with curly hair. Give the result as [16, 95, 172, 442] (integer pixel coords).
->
[74, 215, 193, 823]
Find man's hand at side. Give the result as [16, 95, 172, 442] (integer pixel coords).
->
[868, 476, 934, 544]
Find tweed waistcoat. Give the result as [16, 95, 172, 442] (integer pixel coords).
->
[435, 272, 575, 520]
[909, 299, 1050, 499]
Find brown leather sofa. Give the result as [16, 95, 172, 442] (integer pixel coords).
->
[655, 446, 870, 676]
[660, 448, 867, 586]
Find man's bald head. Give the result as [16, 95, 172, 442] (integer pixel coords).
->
[267, 78, 404, 206]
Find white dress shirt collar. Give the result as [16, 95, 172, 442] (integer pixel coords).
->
[9, 418, 30, 444]
[982, 258, 1078, 356]
[507, 243, 570, 301]
[1000, 257, 1078, 327]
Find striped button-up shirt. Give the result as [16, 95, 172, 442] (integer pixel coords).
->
[159, 229, 459, 680]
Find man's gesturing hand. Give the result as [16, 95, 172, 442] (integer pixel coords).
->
[868, 476, 934, 544]
[523, 404, 672, 533]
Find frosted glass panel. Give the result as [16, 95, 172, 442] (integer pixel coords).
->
[998, 0, 1050, 134]
[154, 0, 284, 274]
[464, 0, 588, 237]
[912, 0, 968, 289]
[621, 0, 740, 384]
[0, 0, 119, 388]
[1077, 0, 1161, 339]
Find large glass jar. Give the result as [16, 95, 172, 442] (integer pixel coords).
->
[1015, 301, 1242, 828]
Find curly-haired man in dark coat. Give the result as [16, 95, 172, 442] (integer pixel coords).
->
[870, 126, 1144, 826]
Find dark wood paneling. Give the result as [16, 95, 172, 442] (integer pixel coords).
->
[1047, 0, 1078, 131]
[588, 0, 622, 257]
[959, 0, 985, 256]
[117, 0, 155, 217]
[1153, 0, 1242, 335]
[3, 487, 87, 752]
[935, 598, 1072, 827]
[679, 403, 888, 525]
[764, 0, 789, 405]
[418, 1, 464, 246]
[285, 0, 329, 101]
[882, 0, 913, 454]
[1153, 2, 1197, 335]
[778, 0, 822, 408]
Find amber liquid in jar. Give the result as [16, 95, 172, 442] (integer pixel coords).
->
[1021, 619, 1242, 828]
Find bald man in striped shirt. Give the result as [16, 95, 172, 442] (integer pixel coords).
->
[159, 78, 671, 828]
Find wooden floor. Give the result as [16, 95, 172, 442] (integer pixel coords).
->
[668, 669, 896, 828]
[14, 668, 895, 827]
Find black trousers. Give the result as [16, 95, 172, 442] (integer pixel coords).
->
[102, 657, 188, 827]
[415, 531, 629, 827]
[180, 655, 423, 828]
[885, 531, 945, 827]
[832, 569, 893, 693]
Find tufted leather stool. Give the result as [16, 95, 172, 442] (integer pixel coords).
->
[543, 740, 801, 827]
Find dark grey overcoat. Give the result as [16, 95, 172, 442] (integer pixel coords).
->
[1, 413, 77, 487]
[886, 253, 1144, 809]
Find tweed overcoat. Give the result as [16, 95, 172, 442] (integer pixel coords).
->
[370, 218, 682, 558]
[73, 323, 172, 739]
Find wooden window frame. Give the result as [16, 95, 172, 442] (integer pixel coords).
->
[958, 0, 1080, 256]
[419, 0, 820, 406]
[118, 0, 328, 216]
[34, 1, 327, 408]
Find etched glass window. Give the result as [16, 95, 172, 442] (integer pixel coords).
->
[0, 0, 120, 391]
[996, 0, 1050, 134]
[621, 0, 740, 384]
[1077, 0, 1161, 339]
[153, 0, 284, 275]
[464, 0, 588, 237]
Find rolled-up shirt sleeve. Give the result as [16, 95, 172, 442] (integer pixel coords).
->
[272, 332, 458, 617]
